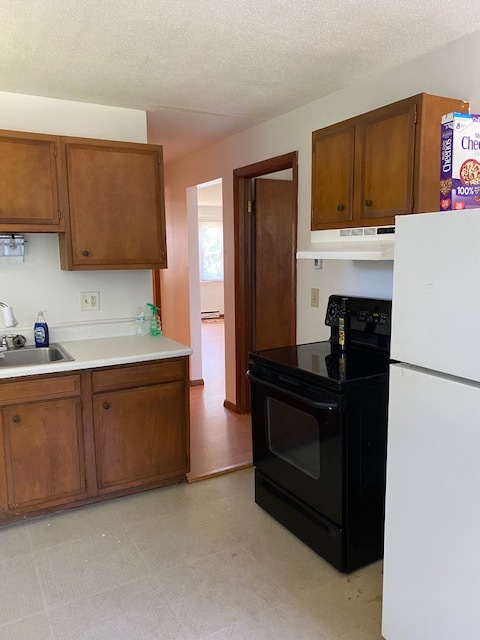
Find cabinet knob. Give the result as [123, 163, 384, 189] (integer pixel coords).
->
[12, 415, 21, 424]
[337, 204, 344, 211]
[364, 199, 373, 207]
[82, 250, 90, 257]
[103, 402, 110, 410]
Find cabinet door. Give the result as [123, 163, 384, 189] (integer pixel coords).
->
[356, 101, 416, 222]
[0, 131, 63, 230]
[94, 381, 187, 494]
[1, 398, 85, 511]
[311, 124, 355, 229]
[62, 140, 167, 269]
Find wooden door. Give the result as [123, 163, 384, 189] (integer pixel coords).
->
[2, 398, 85, 510]
[254, 178, 296, 351]
[234, 152, 298, 413]
[94, 382, 186, 494]
[357, 100, 416, 222]
[311, 123, 355, 229]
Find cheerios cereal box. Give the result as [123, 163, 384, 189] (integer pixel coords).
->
[441, 112, 480, 211]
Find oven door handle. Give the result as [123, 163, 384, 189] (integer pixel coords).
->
[246, 372, 338, 411]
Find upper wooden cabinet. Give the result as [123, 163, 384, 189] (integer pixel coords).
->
[0, 130, 64, 232]
[58, 138, 167, 270]
[0, 129, 167, 269]
[311, 93, 469, 230]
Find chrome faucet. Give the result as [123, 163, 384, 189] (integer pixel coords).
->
[0, 334, 26, 351]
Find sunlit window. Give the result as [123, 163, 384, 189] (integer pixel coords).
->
[199, 220, 224, 282]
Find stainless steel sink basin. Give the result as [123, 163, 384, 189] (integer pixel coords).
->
[0, 343, 74, 367]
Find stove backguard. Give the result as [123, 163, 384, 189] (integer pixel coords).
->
[325, 295, 392, 353]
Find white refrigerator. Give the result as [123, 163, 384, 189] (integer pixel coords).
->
[382, 208, 480, 640]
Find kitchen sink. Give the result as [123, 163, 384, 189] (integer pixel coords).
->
[0, 343, 74, 367]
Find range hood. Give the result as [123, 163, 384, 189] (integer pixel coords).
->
[296, 226, 395, 261]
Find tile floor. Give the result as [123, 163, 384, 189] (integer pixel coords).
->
[0, 467, 384, 639]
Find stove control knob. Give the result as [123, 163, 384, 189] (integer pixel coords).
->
[326, 301, 339, 322]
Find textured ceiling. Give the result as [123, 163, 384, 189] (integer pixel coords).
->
[2, 0, 480, 161]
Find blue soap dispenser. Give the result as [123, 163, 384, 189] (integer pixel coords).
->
[34, 311, 49, 348]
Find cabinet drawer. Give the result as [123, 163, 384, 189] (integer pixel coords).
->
[0, 374, 81, 405]
[92, 358, 187, 393]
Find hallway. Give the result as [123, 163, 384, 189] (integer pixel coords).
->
[188, 319, 252, 481]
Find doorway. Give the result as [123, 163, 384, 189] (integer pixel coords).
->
[188, 178, 252, 480]
[234, 151, 298, 413]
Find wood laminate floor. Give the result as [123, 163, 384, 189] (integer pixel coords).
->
[188, 319, 252, 481]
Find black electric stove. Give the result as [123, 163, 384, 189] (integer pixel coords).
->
[247, 295, 392, 573]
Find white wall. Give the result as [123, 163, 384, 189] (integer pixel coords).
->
[200, 283, 224, 316]
[0, 92, 152, 343]
[158, 31, 480, 405]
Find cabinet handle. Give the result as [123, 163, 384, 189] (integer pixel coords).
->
[82, 250, 90, 257]
[365, 199, 373, 207]
[103, 402, 110, 410]
[12, 415, 21, 424]
[337, 204, 344, 211]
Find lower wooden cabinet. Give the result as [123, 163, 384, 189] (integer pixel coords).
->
[2, 398, 85, 511]
[0, 357, 190, 524]
[94, 381, 188, 494]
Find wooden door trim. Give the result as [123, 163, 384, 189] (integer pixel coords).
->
[233, 151, 298, 414]
[152, 270, 162, 320]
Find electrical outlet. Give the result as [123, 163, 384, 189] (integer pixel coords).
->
[311, 288, 320, 308]
[80, 291, 100, 311]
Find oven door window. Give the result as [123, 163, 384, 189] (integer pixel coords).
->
[267, 398, 320, 480]
[249, 373, 343, 525]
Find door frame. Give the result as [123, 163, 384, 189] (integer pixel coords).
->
[233, 151, 298, 414]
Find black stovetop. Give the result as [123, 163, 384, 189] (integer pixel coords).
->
[249, 340, 391, 392]
[248, 295, 392, 392]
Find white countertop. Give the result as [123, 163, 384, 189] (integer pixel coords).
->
[0, 335, 193, 380]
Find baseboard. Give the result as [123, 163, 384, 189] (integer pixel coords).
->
[190, 379, 205, 387]
[201, 310, 220, 320]
[223, 399, 241, 413]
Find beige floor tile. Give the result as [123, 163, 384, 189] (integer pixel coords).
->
[0, 613, 53, 640]
[215, 541, 335, 607]
[149, 552, 281, 637]
[48, 579, 190, 640]
[0, 520, 33, 560]
[0, 554, 45, 626]
[26, 501, 124, 552]
[126, 504, 238, 572]
[111, 481, 203, 527]
[34, 529, 149, 609]
[207, 604, 330, 640]
[290, 561, 384, 640]
[232, 527, 340, 599]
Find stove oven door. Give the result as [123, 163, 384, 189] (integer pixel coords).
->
[247, 368, 343, 526]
